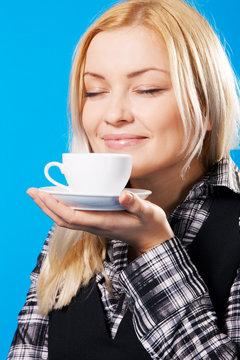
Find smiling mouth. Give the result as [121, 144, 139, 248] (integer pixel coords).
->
[102, 134, 147, 149]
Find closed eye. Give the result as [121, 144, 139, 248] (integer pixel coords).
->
[84, 92, 106, 98]
[136, 89, 163, 95]
[84, 88, 164, 98]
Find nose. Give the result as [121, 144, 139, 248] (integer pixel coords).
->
[103, 91, 134, 126]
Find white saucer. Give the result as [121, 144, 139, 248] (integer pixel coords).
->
[39, 187, 152, 211]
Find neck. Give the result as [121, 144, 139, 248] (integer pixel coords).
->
[130, 158, 205, 218]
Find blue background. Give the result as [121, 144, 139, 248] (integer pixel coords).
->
[1, 0, 240, 357]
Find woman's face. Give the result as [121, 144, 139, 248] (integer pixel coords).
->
[82, 26, 186, 178]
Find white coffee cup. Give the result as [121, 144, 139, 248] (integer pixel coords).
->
[44, 153, 132, 195]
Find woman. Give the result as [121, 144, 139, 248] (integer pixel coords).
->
[8, 0, 240, 358]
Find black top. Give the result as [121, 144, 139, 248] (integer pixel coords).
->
[188, 189, 240, 329]
[49, 278, 151, 359]
[48, 190, 240, 359]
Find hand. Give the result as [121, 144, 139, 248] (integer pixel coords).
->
[27, 188, 174, 253]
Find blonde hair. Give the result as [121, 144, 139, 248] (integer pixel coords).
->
[38, 0, 240, 314]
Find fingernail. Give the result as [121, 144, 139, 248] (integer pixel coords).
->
[124, 192, 134, 205]
[27, 189, 34, 197]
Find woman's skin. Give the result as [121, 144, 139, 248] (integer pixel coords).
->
[27, 26, 208, 259]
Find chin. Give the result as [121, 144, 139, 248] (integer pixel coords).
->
[129, 166, 151, 179]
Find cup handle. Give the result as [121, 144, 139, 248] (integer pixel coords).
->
[44, 161, 69, 190]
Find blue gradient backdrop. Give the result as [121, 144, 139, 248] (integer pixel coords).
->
[1, 1, 240, 357]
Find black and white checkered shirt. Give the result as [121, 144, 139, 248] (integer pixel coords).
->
[8, 156, 240, 359]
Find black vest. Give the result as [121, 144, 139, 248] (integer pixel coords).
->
[188, 190, 240, 329]
[48, 191, 240, 359]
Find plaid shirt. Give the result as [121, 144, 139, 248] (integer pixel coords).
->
[8, 156, 240, 359]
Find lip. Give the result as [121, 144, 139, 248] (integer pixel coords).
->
[102, 133, 147, 149]
[102, 133, 147, 140]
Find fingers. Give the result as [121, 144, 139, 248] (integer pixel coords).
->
[27, 188, 119, 231]
[37, 191, 77, 225]
[27, 188, 67, 226]
[119, 190, 153, 219]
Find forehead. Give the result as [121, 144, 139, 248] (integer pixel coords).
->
[84, 26, 170, 75]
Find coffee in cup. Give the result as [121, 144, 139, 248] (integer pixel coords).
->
[44, 153, 132, 195]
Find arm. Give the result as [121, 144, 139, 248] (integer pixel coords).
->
[119, 237, 240, 359]
[26, 189, 240, 359]
[7, 226, 55, 360]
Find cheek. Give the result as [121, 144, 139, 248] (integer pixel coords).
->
[81, 104, 98, 138]
[143, 102, 183, 140]
[135, 91, 182, 128]
[82, 104, 109, 154]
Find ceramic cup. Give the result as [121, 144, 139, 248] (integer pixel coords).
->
[44, 153, 132, 195]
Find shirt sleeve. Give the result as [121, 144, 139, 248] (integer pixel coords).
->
[7, 225, 56, 360]
[119, 236, 240, 359]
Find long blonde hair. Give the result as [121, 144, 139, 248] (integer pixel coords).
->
[38, 0, 240, 314]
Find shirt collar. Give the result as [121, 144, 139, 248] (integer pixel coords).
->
[185, 155, 240, 202]
[203, 155, 240, 194]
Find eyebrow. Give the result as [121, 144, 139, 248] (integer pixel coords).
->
[83, 67, 169, 80]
